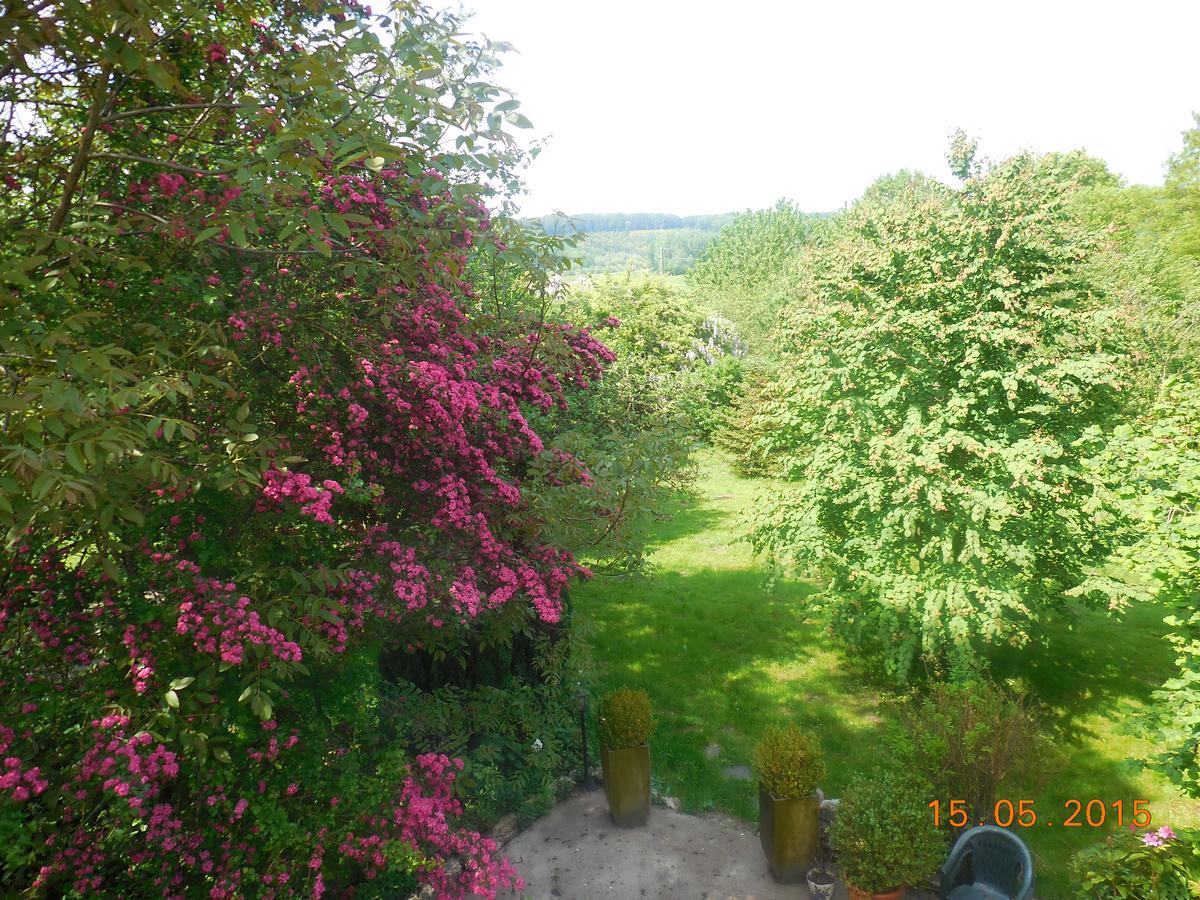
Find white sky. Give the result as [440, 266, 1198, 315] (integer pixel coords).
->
[458, 0, 1200, 217]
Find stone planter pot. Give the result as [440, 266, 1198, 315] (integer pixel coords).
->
[601, 744, 650, 827]
[758, 782, 820, 882]
[806, 867, 836, 900]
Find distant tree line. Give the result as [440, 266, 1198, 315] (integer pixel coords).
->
[569, 228, 717, 275]
[532, 211, 737, 234]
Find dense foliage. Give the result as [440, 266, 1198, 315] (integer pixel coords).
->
[568, 274, 747, 440]
[597, 687, 655, 750]
[689, 200, 827, 348]
[830, 768, 947, 893]
[1067, 117, 1200, 795]
[750, 149, 1129, 679]
[754, 725, 824, 799]
[1070, 826, 1200, 899]
[890, 680, 1039, 824]
[0, 1, 622, 894]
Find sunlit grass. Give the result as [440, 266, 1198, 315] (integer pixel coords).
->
[572, 449, 1199, 896]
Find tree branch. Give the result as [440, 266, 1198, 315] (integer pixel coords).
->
[101, 102, 250, 124]
[48, 63, 113, 234]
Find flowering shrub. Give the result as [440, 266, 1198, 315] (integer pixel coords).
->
[1071, 826, 1200, 899]
[0, 0, 613, 894]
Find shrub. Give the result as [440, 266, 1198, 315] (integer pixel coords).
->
[713, 361, 782, 477]
[568, 274, 748, 442]
[597, 688, 656, 750]
[831, 769, 948, 893]
[689, 199, 826, 349]
[1086, 378, 1200, 795]
[0, 1, 614, 894]
[894, 679, 1041, 825]
[1070, 826, 1199, 899]
[751, 145, 1129, 680]
[755, 725, 825, 799]
[381, 624, 580, 829]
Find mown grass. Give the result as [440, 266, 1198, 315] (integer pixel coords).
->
[572, 449, 1199, 897]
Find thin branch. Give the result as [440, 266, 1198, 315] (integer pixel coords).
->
[86, 151, 229, 177]
[101, 102, 251, 123]
[48, 63, 112, 234]
[93, 201, 171, 225]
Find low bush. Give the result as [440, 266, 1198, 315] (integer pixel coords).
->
[755, 725, 825, 799]
[831, 768, 948, 893]
[892, 679, 1040, 826]
[1070, 825, 1200, 899]
[597, 688, 656, 750]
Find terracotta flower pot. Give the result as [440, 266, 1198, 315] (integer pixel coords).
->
[758, 782, 820, 882]
[847, 885, 903, 900]
[600, 743, 650, 827]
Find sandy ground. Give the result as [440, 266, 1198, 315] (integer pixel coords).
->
[497, 789, 853, 900]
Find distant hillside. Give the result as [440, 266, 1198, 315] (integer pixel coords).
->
[529, 211, 738, 274]
[533, 211, 737, 235]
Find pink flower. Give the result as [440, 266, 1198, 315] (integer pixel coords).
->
[1142, 832, 1165, 847]
[1157, 825, 1176, 840]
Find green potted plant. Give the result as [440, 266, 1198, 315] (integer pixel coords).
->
[597, 687, 655, 827]
[755, 724, 825, 883]
[831, 769, 947, 900]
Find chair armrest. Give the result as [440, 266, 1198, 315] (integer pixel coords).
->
[939, 839, 971, 893]
[1014, 863, 1035, 900]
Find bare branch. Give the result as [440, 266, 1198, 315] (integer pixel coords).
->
[101, 102, 251, 123]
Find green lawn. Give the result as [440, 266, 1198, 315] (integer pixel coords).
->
[572, 450, 1199, 896]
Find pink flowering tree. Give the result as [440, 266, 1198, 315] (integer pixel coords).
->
[0, 0, 611, 894]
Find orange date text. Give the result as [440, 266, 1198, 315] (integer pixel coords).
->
[928, 798, 1152, 829]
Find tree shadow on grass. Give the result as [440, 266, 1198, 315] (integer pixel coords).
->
[642, 500, 728, 550]
[981, 602, 1184, 893]
[987, 601, 1176, 746]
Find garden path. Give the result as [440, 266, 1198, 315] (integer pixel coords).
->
[497, 788, 852, 899]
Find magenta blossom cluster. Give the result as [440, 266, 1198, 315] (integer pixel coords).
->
[3, 25, 615, 890]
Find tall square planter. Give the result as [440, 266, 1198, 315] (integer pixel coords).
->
[601, 744, 650, 827]
[759, 783, 819, 882]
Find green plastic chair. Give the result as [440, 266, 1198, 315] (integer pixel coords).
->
[939, 825, 1034, 900]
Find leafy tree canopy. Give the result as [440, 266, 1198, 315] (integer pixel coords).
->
[751, 150, 1129, 679]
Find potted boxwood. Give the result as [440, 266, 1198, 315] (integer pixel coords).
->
[597, 687, 655, 827]
[755, 724, 825, 883]
[831, 768, 948, 900]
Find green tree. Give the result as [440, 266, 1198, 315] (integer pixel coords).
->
[688, 199, 825, 349]
[751, 151, 1128, 680]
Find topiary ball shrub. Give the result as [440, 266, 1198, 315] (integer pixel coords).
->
[831, 768, 948, 893]
[598, 688, 656, 750]
[755, 724, 825, 798]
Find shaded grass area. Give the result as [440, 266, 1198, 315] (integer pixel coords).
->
[572, 450, 1198, 897]
[993, 602, 1200, 891]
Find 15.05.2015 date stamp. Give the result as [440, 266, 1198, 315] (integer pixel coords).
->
[929, 798, 1153, 829]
